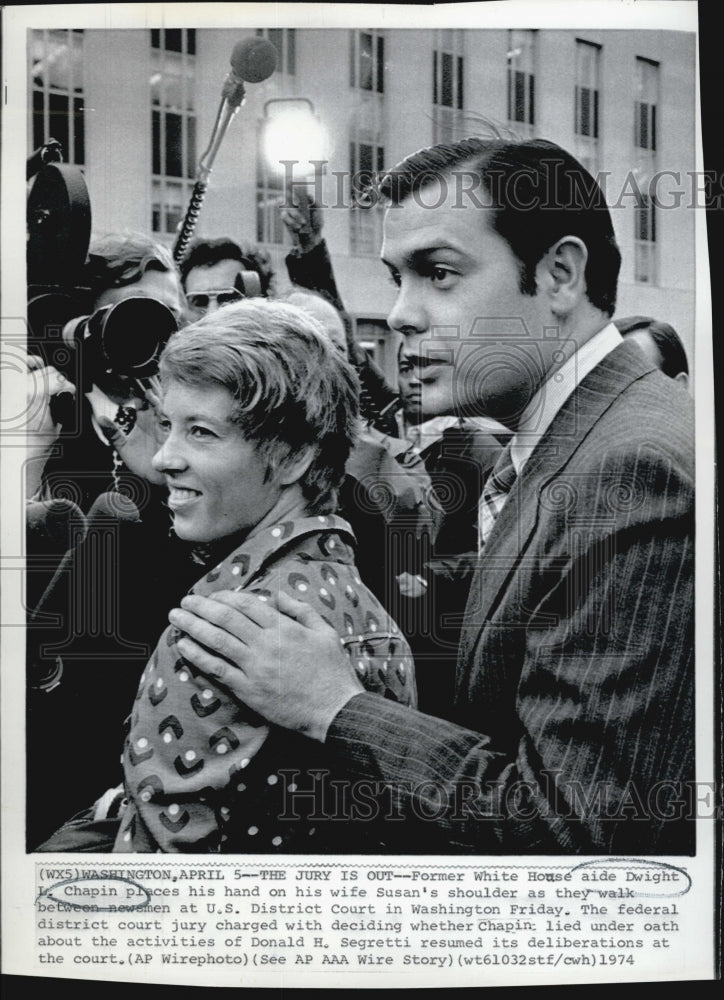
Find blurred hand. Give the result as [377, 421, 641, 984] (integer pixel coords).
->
[396, 572, 428, 599]
[280, 190, 323, 253]
[168, 589, 364, 741]
[137, 374, 163, 415]
[86, 384, 166, 485]
[23, 353, 75, 442]
[18, 352, 76, 497]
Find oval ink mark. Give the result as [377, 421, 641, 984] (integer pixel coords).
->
[37, 876, 151, 911]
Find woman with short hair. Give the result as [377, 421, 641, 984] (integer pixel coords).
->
[39, 299, 416, 853]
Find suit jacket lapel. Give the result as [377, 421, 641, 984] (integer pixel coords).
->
[459, 340, 657, 662]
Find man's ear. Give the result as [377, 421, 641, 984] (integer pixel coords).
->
[674, 371, 690, 389]
[537, 237, 589, 316]
[278, 445, 317, 487]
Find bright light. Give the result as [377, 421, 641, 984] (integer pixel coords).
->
[262, 100, 329, 179]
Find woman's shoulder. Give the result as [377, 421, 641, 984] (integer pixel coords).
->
[250, 541, 416, 706]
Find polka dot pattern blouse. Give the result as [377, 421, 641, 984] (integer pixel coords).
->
[114, 515, 416, 853]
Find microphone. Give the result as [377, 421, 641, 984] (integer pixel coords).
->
[202, 37, 278, 170]
[26, 498, 88, 552]
[29, 491, 147, 688]
[27, 498, 89, 612]
[26, 498, 88, 686]
[173, 37, 278, 263]
[228, 36, 278, 90]
[86, 490, 143, 524]
[30, 491, 141, 626]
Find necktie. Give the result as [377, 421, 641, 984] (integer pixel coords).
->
[478, 441, 517, 552]
[405, 423, 421, 450]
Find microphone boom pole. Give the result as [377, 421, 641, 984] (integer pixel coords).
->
[173, 38, 277, 264]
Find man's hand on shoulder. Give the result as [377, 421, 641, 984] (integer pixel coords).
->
[168, 590, 364, 741]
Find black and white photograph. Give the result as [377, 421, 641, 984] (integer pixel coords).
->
[1, 0, 716, 989]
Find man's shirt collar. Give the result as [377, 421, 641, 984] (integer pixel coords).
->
[510, 322, 623, 476]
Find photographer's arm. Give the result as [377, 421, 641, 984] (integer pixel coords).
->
[21, 353, 75, 499]
[85, 384, 166, 486]
[281, 196, 345, 314]
[281, 196, 382, 365]
[281, 194, 400, 433]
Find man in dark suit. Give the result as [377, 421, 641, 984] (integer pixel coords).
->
[167, 138, 695, 854]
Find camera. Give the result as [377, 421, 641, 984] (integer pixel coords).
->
[59, 296, 179, 393]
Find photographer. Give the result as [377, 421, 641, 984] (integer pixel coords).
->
[26, 234, 198, 846]
[18, 350, 85, 610]
[38, 233, 184, 513]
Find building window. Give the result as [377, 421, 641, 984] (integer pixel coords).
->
[255, 120, 287, 246]
[574, 39, 601, 176]
[255, 28, 296, 76]
[150, 29, 196, 236]
[507, 29, 535, 128]
[350, 139, 385, 255]
[350, 30, 384, 93]
[634, 192, 656, 284]
[635, 57, 658, 151]
[30, 29, 85, 165]
[151, 28, 196, 54]
[433, 50, 463, 109]
[433, 30, 464, 144]
[575, 40, 600, 139]
[633, 57, 659, 283]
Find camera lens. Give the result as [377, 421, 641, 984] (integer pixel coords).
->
[98, 297, 178, 378]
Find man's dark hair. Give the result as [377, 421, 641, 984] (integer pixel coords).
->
[379, 137, 622, 317]
[615, 315, 689, 378]
[179, 237, 275, 296]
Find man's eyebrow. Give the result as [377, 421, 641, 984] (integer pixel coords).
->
[413, 245, 463, 259]
[382, 245, 467, 269]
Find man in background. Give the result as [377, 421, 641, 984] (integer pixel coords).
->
[180, 237, 273, 316]
[615, 315, 689, 385]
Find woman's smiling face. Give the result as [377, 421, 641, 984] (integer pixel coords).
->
[152, 379, 285, 545]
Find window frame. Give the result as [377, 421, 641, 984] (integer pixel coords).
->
[255, 28, 296, 77]
[634, 56, 659, 153]
[349, 138, 385, 256]
[150, 28, 197, 238]
[350, 29, 385, 94]
[30, 28, 86, 166]
[506, 29, 536, 128]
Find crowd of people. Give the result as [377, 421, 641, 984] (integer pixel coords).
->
[23, 133, 694, 855]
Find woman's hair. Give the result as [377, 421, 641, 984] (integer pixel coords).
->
[159, 299, 360, 514]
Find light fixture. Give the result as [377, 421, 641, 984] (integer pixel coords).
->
[262, 97, 329, 181]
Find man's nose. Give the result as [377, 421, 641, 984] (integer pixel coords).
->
[387, 282, 427, 336]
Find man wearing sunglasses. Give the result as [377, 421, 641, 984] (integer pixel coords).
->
[180, 237, 271, 316]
